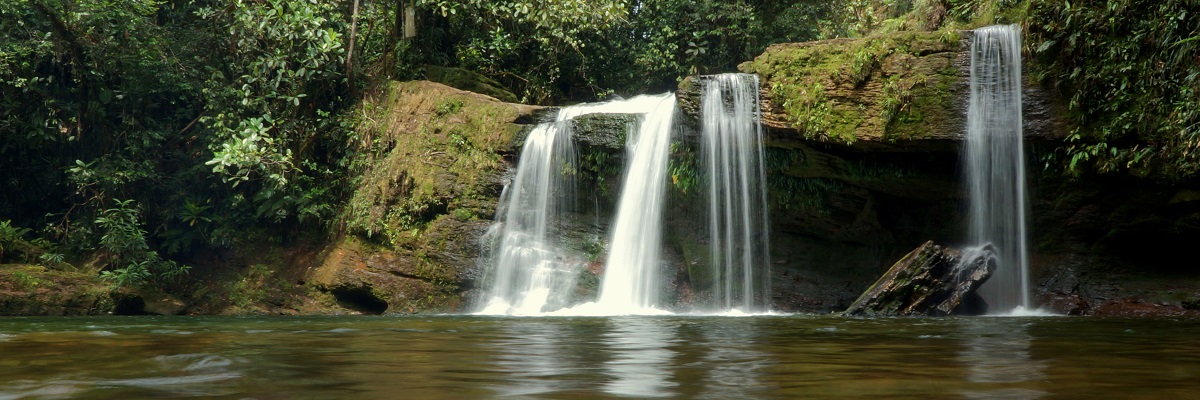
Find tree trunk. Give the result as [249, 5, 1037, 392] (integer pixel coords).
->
[346, 0, 361, 98]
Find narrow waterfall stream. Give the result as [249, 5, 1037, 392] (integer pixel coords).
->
[595, 94, 677, 313]
[965, 24, 1030, 312]
[701, 73, 771, 312]
[476, 119, 580, 315]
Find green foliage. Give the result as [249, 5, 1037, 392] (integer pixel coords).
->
[1030, 0, 1200, 180]
[94, 199, 189, 289]
[843, 0, 1030, 35]
[435, 99, 464, 116]
[770, 176, 845, 215]
[197, 0, 346, 189]
[0, 220, 31, 247]
[879, 74, 924, 127]
[416, 0, 629, 103]
[577, 148, 618, 197]
[771, 80, 843, 142]
[409, 1, 852, 101]
[668, 141, 699, 194]
[11, 270, 44, 290]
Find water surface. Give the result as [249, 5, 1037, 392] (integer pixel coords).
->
[1, 315, 1197, 399]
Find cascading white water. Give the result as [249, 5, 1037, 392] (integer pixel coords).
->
[595, 94, 677, 313]
[478, 94, 677, 316]
[965, 24, 1030, 312]
[701, 73, 771, 311]
[477, 120, 581, 315]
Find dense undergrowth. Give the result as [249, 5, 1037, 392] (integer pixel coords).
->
[1029, 0, 1200, 181]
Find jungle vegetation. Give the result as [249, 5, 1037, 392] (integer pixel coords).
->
[0, 0, 1196, 286]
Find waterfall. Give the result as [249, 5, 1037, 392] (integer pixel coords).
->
[700, 73, 771, 311]
[965, 24, 1030, 312]
[478, 94, 676, 316]
[595, 94, 677, 313]
[477, 120, 581, 315]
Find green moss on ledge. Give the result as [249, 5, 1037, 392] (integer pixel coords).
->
[345, 81, 535, 247]
[738, 30, 967, 146]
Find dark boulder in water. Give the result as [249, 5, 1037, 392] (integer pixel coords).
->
[844, 241, 995, 316]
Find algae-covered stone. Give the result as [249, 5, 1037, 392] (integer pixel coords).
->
[737, 31, 969, 149]
[677, 30, 1065, 150]
[570, 113, 638, 150]
[423, 65, 520, 103]
[346, 80, 540, 245]
[0, 264, 114, 316]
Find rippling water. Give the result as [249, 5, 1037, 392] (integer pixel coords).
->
[1, 315, 1197, 399]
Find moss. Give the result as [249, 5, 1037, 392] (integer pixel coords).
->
[345, 81, 524, 247]
[0, 264, 113, 315]
[569, 113, 638, 200]
[679, 238, 715, 292]
[570, 113, 636, 150]
[740, 30, 966, 145]
[422, 65, 520, 103]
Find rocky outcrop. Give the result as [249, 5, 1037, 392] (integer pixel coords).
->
[0, 264, 114, 316]
[306, 81, 635, 314]
[1028, 177, 1200, 317]
[667, 31, 1083, 314]
[674, 32, 1200, 316]
[307, 230, 483, 314]
[423, 65, 521, 103]
[679, 31, 1067, 151]
[844, 241, 996, 316]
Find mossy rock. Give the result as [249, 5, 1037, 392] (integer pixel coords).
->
[0, 264, 113, 315]
[677, 29, 1066, 151]
[423, 65, 520, 103]
[570, 113, 638, 151]
[736, 30, 969, 149]
[346, 80, 539, 245]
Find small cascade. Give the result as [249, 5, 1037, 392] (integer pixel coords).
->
[595, 94, 677, 312]
[965, 24, 1030, 311]
[477, 121, 581, 315]
[478, 94, 676, 316]
[700, 73, 771, 311]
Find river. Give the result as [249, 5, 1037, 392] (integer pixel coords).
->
[1, 315, 1197, 399]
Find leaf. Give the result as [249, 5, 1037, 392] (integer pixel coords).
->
[1036, 40, 1056, 53]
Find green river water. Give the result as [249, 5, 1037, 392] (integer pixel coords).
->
[1, 315, 1197, 399]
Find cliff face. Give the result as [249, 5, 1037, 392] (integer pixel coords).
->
[674, 31, 1200, 315]
[681, 31, 1066, 149]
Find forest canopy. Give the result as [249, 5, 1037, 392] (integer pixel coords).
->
[1, 0, 1197, 287]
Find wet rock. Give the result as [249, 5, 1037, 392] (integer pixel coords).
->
[843, 241, 996, 316]
[140, 290, 187, 315]
[570, 113, 639, 150]
[1039, 292, 1091, 316]
[1090, 299, 1200, 317]
[307, 234, 475, 314]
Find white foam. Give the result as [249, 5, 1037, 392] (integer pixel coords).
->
[989, 305, 1061, 317]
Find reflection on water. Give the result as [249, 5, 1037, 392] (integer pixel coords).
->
[697, 320, 769, 399]
[0, 316, 1197, 399]
[602, 317, 679, 398]
[958, 318, 1049, 399]
[488, 320, 582, 397]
